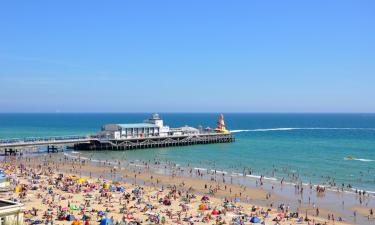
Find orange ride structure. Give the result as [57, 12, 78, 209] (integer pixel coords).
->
[214, 114, 230, 134]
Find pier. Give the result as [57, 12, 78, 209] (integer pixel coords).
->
[74, 133, 234, 150]
[0, 136, 92, 155]
[0, 133, 234, 153]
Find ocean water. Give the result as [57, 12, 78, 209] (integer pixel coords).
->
[1, 113, 375, 191]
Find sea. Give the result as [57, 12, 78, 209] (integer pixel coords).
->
[1, 113, 375, 192]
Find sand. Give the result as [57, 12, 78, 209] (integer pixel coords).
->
[0, 154, 356, 225]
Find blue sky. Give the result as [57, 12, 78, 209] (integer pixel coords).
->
[0, 0, 374, 112]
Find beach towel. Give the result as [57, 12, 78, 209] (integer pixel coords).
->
[99, 218, 113, 225]
[66, 215, 75, 221]
[70, 205, 79, 210]
[250, 216, 260, 223]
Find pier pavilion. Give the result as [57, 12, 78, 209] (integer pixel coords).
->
[0, 200, 24, 225]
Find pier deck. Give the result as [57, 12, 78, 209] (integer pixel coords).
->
[0, 136, 91, 148]
[74, 133, 235, 150]
[0, 136, 92, 155]
[0, 133, 234, 153]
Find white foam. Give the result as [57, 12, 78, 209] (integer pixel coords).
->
[231, 173, 243, 176]
[210, 170, 227, 174]
[264, 177, 278, 181]
[354, 158, 374, 162]
[245, 174, 278, 181]
[246, 174, 261, 179]
[230, 130, 251, 133]
[344, 157, 374, 162]
[230, 128, 298, 133]
[193, 167, 207, 171]
[230, 127, 375, 133]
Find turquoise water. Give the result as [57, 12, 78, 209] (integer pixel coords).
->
[1, 113, 375, 191]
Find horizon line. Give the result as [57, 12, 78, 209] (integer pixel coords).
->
[0, 112, 374, 114]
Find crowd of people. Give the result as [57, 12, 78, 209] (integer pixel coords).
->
[0, 154, 370, 225]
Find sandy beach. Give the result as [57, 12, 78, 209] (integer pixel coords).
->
[1, 153, 371, 225]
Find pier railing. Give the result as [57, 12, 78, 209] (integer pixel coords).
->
[0, 132, 234, 150]
[0, 135, 92, 148]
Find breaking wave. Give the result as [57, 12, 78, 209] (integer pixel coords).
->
[230, 127, 375, 133]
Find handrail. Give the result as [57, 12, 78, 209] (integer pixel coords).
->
[0, 135, 90, 144]
[0, 132, 232, 146]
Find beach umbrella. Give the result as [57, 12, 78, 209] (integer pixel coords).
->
[99, 218, 113, 225]
[117, 187, 125, 192]
[66, 215, 75, 221]
[163, 199, 171, 206]
[250, 217, 260, 223]
[224, 203, 235, 209]
[82, 215, 91, 221]
[70, 205, 79, 210]
[98, 211, 106, 217]
[199, 204, 208, 210]
[78, 178, 87, 184]
[32, 220, 43, 224]
[14, 186, 21, 193]
[109, 186, 116, 192]
[132, 187, 140, 193]
[211, 209, 220, 215]
[201, 196, 210, 201]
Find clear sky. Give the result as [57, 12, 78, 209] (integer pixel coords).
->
[0, 0, 374, 113]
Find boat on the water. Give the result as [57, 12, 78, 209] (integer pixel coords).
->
[345, 156, 354, 160]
